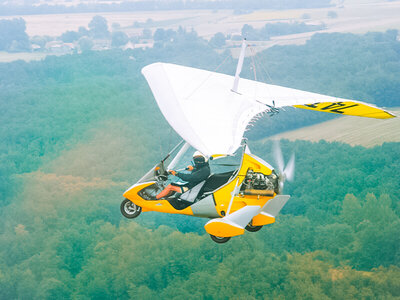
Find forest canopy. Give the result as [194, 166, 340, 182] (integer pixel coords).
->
[0, 30, 399, 299]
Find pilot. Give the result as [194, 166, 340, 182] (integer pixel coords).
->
[156, 151, 211, 199]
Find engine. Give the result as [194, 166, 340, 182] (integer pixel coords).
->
[240, 168, 279, 196]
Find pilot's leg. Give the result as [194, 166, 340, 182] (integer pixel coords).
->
[156, 184, 183, 199]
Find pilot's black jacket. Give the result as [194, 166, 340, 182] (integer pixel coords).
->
[175, 162, 211, 189]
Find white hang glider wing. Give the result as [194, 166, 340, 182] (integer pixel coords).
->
[142, 62, 395, 156]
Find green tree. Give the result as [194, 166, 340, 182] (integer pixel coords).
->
[0, 18, 30, 52]
[78, 26, 89, 37]
[111, 31, 129, 48]
[30, 35, 48, 48]
[241, 24, 258, 40]
[60, 30, 80, 43]
[78, 36, 93, 52]
[153, 28, 176, 42]
[142, 28, 152, 39]
[209, 32, 226, 48]
[341, 194, 363, 228]
[88, 15, 109, 39]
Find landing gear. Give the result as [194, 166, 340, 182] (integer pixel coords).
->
[245, 222, 263, 232]
[120, 199, 142, 219]
[209, 234, 231, 244]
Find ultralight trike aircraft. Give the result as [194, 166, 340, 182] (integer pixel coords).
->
[121, 41, 396, 243]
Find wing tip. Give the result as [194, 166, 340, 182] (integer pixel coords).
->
[141, 62, 164, 76]
[293, 102, 397, 119]
[386, 110, 398, 118]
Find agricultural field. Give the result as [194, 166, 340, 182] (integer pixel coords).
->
[266, 108, 400, 147]
[2, 1, 400, 39]
[0, 10, 234, 38]
[1, 1, 400, 62]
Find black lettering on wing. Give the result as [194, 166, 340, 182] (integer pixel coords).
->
[321, 102, 345, 110]
[304, 102, 320, 108]
[330, 104, 359, 114]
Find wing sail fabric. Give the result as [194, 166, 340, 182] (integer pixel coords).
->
[142, 62, 395, 155]
[142, 62, 266, 156]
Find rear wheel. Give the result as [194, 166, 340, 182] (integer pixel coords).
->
[245, 223, 263, 232]
[120, 199, 142, 219]
[210, 234, 231, 244]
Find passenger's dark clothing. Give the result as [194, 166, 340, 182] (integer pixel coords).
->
[175, 163, 211, 189]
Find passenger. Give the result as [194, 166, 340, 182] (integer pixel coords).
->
[156, 151, 211, 199]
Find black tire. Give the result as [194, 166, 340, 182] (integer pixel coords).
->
[210, 234, 231, 244]
[120, 199, 142, 219]
[245, 223, 263, 232]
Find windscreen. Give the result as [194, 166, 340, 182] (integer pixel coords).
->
[167, 144, 243, 175]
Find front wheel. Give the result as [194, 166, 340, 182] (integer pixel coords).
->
[245, 223, 263, 232]
[120, 199, 142, 219]
[210, 235, 231, 244]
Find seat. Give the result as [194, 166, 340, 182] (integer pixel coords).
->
[168, 181, 206, 211]
[180, 181, 206, 203]
[169, 171, 236, 210]
[197, 171, 236, 198]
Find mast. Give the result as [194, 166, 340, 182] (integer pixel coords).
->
[231, 39, 247, 93]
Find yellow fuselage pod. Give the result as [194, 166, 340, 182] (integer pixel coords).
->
[123, 153, 278, 228]
[123, 182, 194, 216]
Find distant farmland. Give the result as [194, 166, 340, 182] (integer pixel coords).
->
[265, 108, 400, 147]
[2, 1, 400, 38]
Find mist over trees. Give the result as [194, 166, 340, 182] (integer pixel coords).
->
[0, 30, 399, 298]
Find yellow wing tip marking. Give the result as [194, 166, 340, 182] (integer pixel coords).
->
[293, 102, 396, 119]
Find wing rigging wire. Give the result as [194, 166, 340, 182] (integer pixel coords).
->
[250, 45, 311, 107]
[244, 44, 279, 134]
[249, 45, 282, 112]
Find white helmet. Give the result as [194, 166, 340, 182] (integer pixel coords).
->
[193, 151, 208, 163]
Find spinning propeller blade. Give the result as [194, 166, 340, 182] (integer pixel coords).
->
[273, 140, 295, 193]
[273, 140, 285, 174]
[284, 153, 295, 182]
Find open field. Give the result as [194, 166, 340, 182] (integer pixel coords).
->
[236, 1, 400, 34]
[265, 108, 400, 147]
[0, 10, 235, 38]
[231, 1, 400, 54]
[1, 1, 400, 62]
[2, 1, 400, 38]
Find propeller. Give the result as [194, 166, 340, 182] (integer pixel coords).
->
[273, 140, 295, 193]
